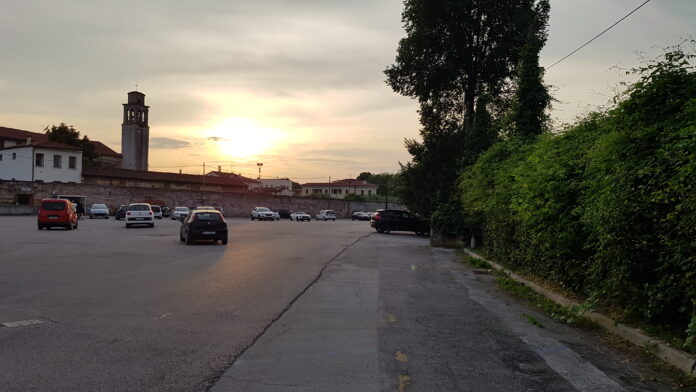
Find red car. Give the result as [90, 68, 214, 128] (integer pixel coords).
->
[37, 199, 79, 230]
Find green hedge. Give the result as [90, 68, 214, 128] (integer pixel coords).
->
[459, 48, 696, 347]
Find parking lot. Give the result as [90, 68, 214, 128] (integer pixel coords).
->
[0, 215, 375, 392]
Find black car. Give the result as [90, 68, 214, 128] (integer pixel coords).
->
[180, 209, 228, 245]
[115, 204, 128, 220]
[351, 211, 371, 221]
[277, 209, 292, 219]
[370, 209, 429, 236]
[161, 206, 170, 218]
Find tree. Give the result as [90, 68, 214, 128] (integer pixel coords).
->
[385, 0, 550, 215]
[356, 172, 372, 181]
[508, 0, 551, 138]
[44, 123, 99, 166]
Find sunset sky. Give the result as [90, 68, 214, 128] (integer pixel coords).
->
[1, 1, 693, 180]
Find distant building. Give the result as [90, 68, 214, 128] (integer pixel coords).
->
[0, 139, 82, 183]
[255, 178, 293, 196]
[83, 167, 248, 192]
[301, 179, 378, 199]
[206, 171, 261, 191]
[121, 91, 149, 171]
[91, 141, 122, 168]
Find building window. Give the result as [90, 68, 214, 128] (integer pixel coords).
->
[361, 190, 364, 195]
[53, 155, 62, 169]
[368, 190, 372, 196]
[35, 153, 44, 167]
[12, 152, 16, 160]
[69, 156, 77, 169]
[332, 189, 342, 195]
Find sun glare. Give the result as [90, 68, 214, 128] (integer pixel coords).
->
[206, 118, 285, 159]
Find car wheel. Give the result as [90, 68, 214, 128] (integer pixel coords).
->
[105, 216, 109, 219]
[89, 216, 93, 219]
[376, 227, 383, 233]
[38, 224, 43, 230]
[383, 225, 391, 234]
[126, 224, 130, 228]
[180, 233, 185, 242]
[149, 223, 154, 228]
[221, 237, 228, 245]
[333, 219, 336, 221]
[74, 222, 78, 229]
[66, 222, 73, 230]
[185, 234, 194, 245]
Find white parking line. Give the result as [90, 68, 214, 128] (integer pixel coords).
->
[2, 319, 43, 328]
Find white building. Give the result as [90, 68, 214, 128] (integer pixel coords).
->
[301, 179, 378, 199]
[257, 178, 293, 196]
[0, 140, 82, 183]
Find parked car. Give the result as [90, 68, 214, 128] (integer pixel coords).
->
[290, 211, 311, 221]
[37, 198, 79, 230]
[370, 209, 429, 236]
[125, 203, 154, 228]
[251, 207, 275, 221]
[194, 205, 216, 211]
[172, 206, 190, 220]
[214, 206, 224, 215]
[161, 206, 170, 218]
[270, 210, 281, 220]
[316, 210, 336, 221]
[277, 209, 292, 219]
[180, 209, 228, 245]
[115, 204, 128, 220]
[351, 211, 371, 221]
[151, 205, 163, 219]
[89, 203, 110, 219]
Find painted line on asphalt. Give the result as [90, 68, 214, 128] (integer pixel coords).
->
[2, 319, 43, 328]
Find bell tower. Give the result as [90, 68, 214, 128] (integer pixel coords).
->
[121, 91, 150, 171]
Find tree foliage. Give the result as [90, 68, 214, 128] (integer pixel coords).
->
[44, 123, 99, 166]
[386, 0, 550, 216]
[459, 46, 696, 346]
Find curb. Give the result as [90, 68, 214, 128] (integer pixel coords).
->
[462, 248, 696, 377]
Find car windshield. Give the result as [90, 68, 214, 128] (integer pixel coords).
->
[257, 207, 270, 212]
[92, 204, 107, 209]
[130, 205, 150, 211]
[195, 212, 222, 221]
[326, 210, 335, 214]
[296, 212, 306, 215]
[175, 207, 189, 211]
[41, 201, 66, 211]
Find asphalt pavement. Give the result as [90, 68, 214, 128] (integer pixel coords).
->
[0, 216, 688, 391]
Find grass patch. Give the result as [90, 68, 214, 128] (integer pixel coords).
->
[496, 276, 596, 330]
[524, 314, 544, 328]
[457, 252, 492, 269]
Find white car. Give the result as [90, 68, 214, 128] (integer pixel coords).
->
[125, 203, 154, 228]
[290, 211, 311, 221]
[89, 203, 109, 219]
[251, 207, 275, 221]
[151, 205, 163, 219]
[270, 210, 280, 220]
[172, 206, 190, 220]
[316, 210, 336, 221]
[194, 206, 216, 211]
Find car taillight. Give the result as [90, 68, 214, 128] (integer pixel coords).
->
[126, 211, 131, 215]
[149, 211, 153, 215]
[373, 214, 381, 220]
[190, 215, 197, 222]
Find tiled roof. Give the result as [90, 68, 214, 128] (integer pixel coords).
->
[206, 170, 261, 184]
[84, 167, 249, 188]
[0, 140, 81, 151]
[0, 126, 48, 142]
[302, 179, 378, 187]
[90, 141, 121, 157]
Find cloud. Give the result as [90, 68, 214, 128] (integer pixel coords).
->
[149, 137, 190, 149]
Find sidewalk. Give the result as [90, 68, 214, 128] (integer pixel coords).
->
[211, 233, 687, 392]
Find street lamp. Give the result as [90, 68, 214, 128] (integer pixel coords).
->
[257, 162, 263, 179]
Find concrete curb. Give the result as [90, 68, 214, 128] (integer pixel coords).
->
[462, 248, 696, 377]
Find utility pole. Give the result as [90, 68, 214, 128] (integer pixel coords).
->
[257, 162, 263, 179]
[385, 182, 389, 209]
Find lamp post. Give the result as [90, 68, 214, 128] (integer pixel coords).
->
[257, 162, 263, 179]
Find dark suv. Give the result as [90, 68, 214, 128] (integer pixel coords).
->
[370, 209, 429, 236]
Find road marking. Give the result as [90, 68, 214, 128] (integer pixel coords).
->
[399, 375, 411, 392]
[2, 319, 43, 328]
[395, 351, 409, 363]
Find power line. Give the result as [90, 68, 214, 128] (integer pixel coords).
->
[546, 0, 651, 70]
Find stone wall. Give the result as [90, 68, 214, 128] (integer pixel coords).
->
[0, 180, 404, 218]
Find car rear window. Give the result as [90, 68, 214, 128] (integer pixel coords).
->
[92, 204, 107, 209]
[130, 205, 150, 211]
[196, 212, 222, 221]
[175, 207, 188, 211]
[151, 206, 161, 212]
[41, 201, 66, 211]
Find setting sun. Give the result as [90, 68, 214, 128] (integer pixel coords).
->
[205, 118, 286, 160]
